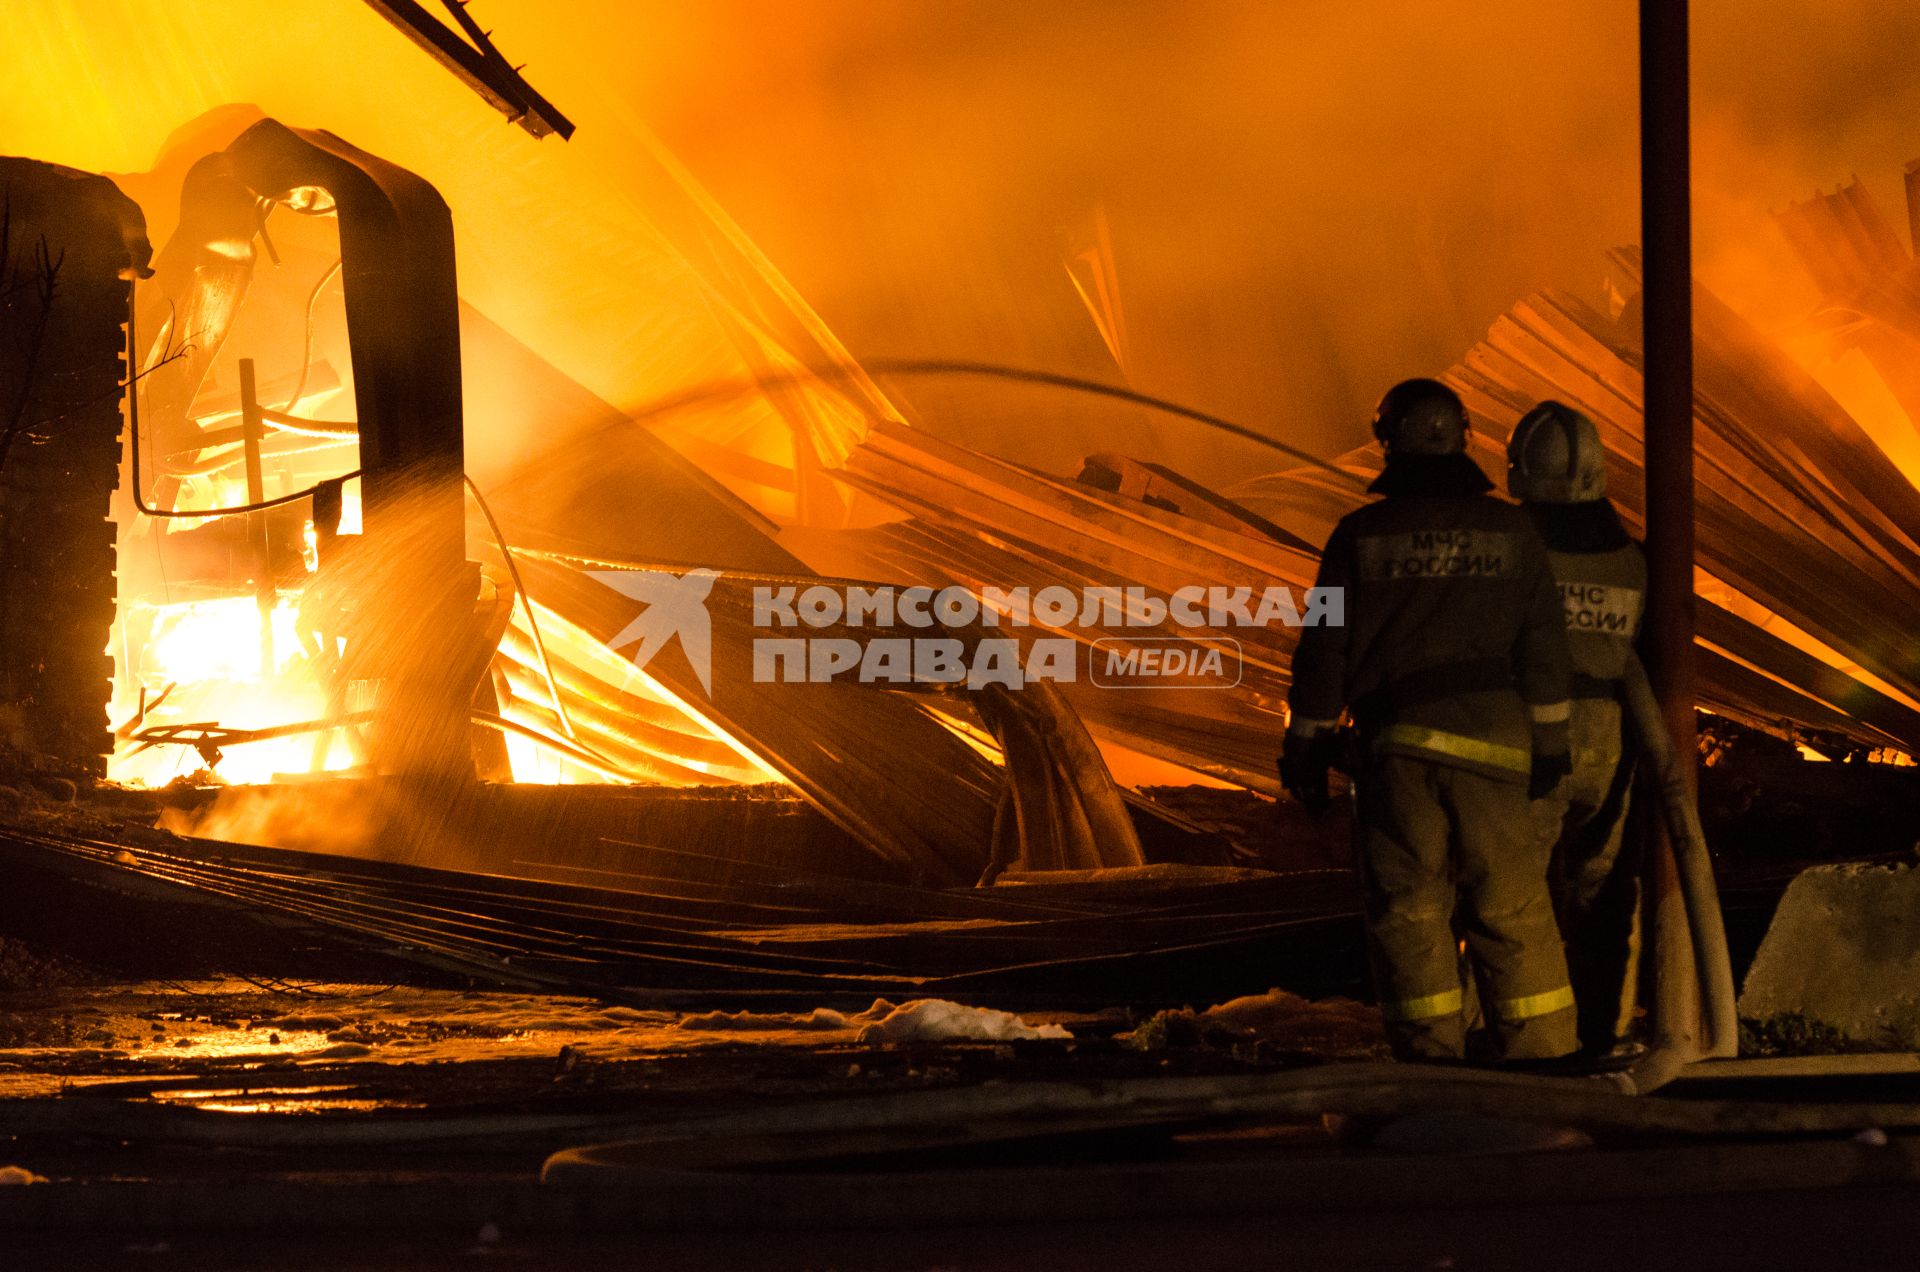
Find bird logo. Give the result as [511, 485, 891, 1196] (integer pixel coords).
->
[592, 568, 721, 696]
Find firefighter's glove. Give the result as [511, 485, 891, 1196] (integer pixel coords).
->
[1529, 749, 1572, 800]
[1280, 728, 1337, 815]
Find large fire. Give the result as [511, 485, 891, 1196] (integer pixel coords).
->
[107, 379, 774, 790]
[111, 595, 340, 786]
[50, 0, 1918, 804]
[109, 463, 378, 789]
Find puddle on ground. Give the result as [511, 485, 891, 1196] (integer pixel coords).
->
[0, 980, 1094, 1102]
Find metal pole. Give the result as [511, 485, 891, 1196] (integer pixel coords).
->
[1639, 0, 1706, 1054]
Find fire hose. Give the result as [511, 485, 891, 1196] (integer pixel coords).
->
[12, 1060, 1920, 1154]
[1621, 649, 1741, 1089]
[1307, 652, 1739, 1089]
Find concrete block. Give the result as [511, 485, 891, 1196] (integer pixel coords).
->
[1739, 863, 1920, 1048]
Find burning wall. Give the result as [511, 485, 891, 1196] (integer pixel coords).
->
[0, 160, 150, 774]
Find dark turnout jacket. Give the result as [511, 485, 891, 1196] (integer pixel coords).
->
[1288, 455, 1573, 783]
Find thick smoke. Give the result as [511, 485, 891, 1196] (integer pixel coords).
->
[8, 0, 1919, 481]
[596, 0, 1920, 476]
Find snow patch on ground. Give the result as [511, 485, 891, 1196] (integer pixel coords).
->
[675, 997, 1073, 1042]
[1125, 987, 1385, 1057]
[855, 999, 1071, 1043]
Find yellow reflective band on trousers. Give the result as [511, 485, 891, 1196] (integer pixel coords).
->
[1375, 724, 1531, 775]
[1496, 985, 1575, 1021]
[1379, 986, 1465, 1022]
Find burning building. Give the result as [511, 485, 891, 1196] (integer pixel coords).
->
[2, 61, 1912, 868]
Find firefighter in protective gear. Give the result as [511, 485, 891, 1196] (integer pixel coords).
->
[1508, 399, 1646, 1055]
[1282, 378, 1578, 1062]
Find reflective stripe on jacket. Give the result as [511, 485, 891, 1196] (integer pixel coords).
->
[1288, 487, 1572, 782]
